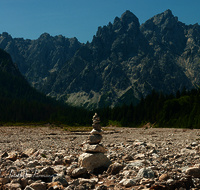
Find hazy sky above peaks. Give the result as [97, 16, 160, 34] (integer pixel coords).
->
[1, 0, 200, 43]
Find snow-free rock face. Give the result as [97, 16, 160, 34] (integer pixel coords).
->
[1, 9, 200, 108]
[0, 32, 82, 89]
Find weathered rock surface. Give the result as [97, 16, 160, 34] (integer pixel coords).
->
[0, 32, 82, 90]
[107, 162, 124, 175]
[78, 153, 111, 172]
[71, 167, 87, 178]
[1, 10, 200, 108]
[87, 134, 102, 144]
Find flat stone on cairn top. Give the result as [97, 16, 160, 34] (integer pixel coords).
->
[92, 113, 101, 131]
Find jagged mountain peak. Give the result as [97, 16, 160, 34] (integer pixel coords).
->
[163, 9, 173, 17]
[112, 10, 139, 34]
[143, 9, 178, 28]
[1, 10, 200, 109]
[39, 32, 51, 39]
[94, 10, 140, 43]
[140, 9, 187, 56]
[120, 10, 139, 24]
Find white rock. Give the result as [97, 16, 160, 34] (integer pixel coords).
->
[78, 153, 111, 172]
[23, 148, 37, 156]
[53, 165, 67, 174]
[79, 178, 98, 186]
[90, 129, 104, 135]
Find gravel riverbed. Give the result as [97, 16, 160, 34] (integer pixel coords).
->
[0, 126, 200, 189]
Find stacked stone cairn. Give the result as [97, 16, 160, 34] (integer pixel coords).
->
[78, 113, 111, 173]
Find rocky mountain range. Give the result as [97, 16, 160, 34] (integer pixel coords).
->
[1, 9, 200, 109]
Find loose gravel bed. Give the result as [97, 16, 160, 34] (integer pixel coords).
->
[0, 126, 200, 189]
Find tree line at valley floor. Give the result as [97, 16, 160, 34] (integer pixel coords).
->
[1, 67, 200, 129]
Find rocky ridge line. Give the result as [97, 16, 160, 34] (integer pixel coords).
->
[1, 9, 200, 108]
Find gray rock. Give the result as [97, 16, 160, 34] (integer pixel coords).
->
[52, 174, 68, 187]
[87, 134, 102, 144]
[126, 160, 144, 168]
[136, 168, 154, 178]
[92, 124, 102, 131]
[82, 144, 106, 153]
[78, 153, 112, 172]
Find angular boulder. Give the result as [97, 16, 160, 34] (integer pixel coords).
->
[78, 153, 111, 172]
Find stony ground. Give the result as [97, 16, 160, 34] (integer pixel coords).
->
[0, 125, 200, 189]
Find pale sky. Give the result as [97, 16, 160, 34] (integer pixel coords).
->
[1, 0, 200, 43]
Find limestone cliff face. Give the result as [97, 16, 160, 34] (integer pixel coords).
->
[1, 10, 200, 109]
